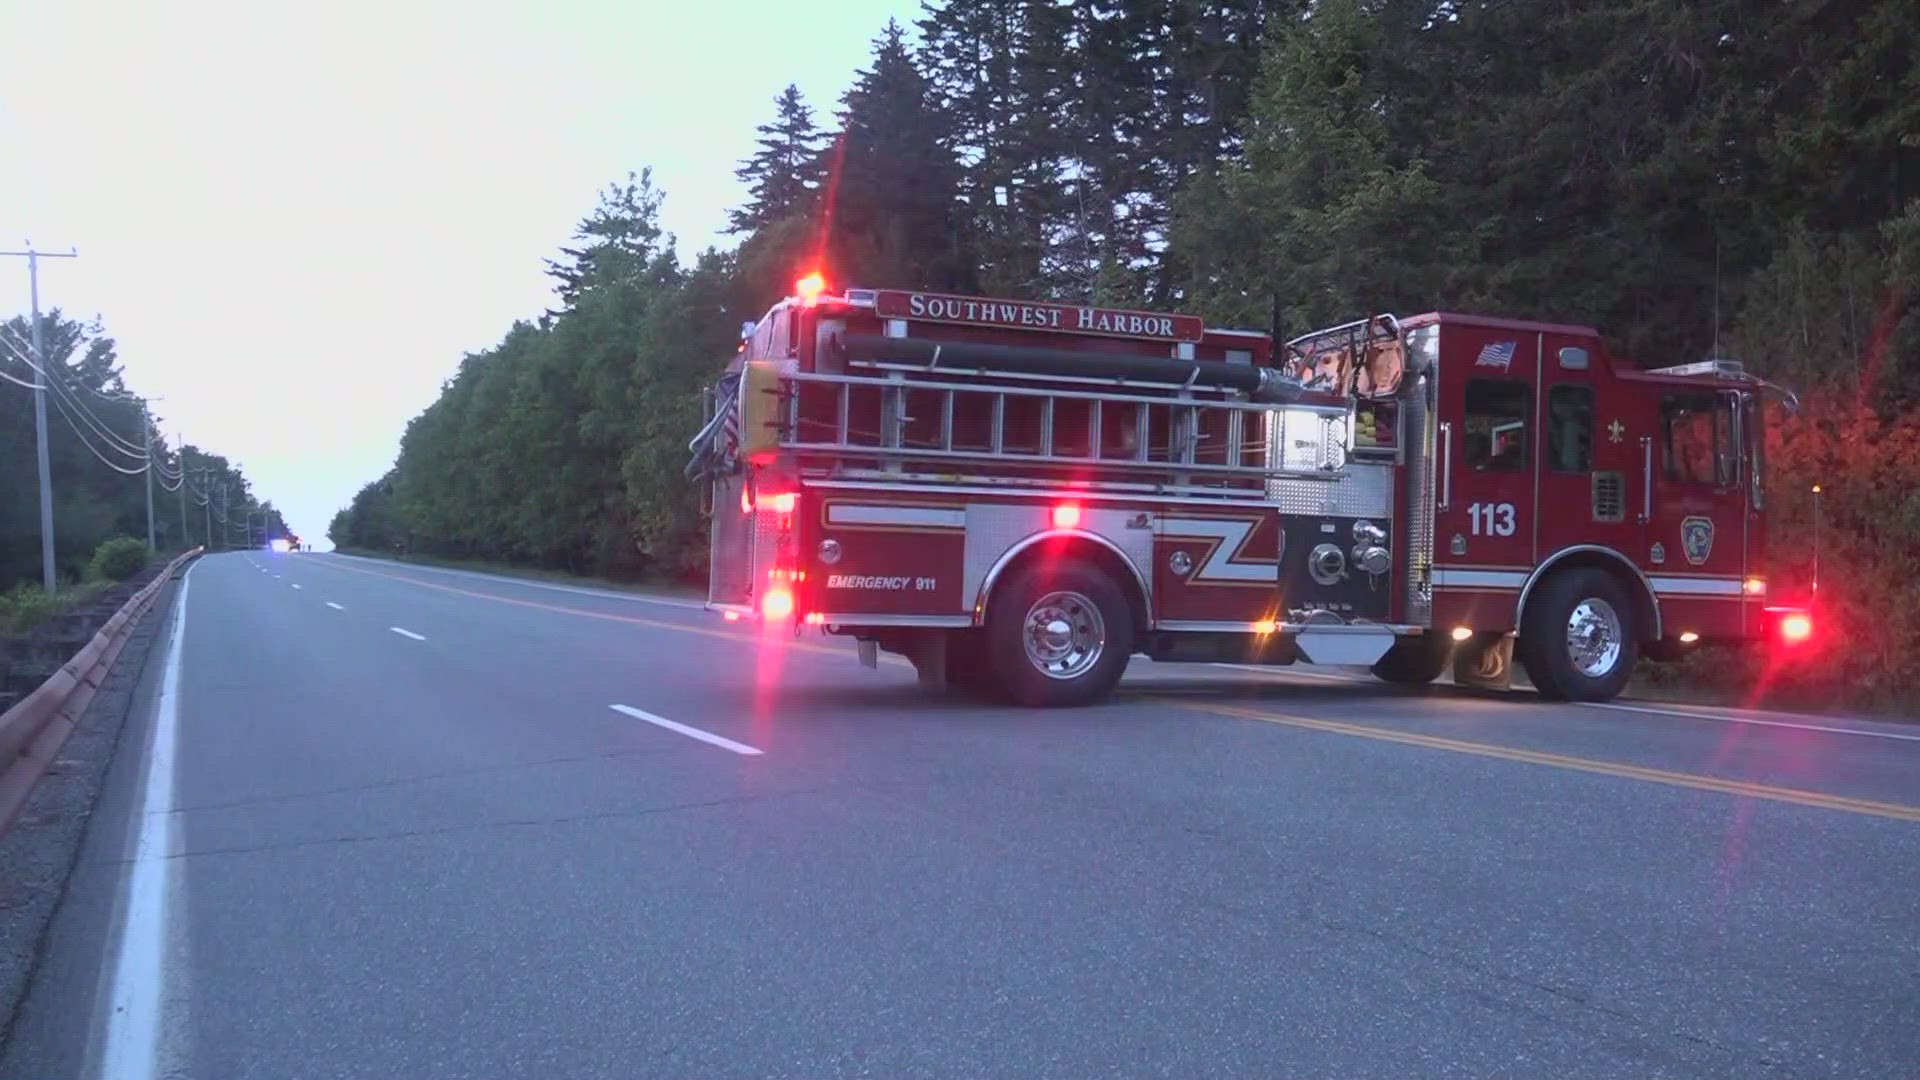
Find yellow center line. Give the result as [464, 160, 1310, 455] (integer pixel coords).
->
[302, 557, 896, 662]
[1172, 699, 1920, 823]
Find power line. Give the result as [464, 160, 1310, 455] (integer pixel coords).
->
[0, 365, 45, 390]
[0, 331, 148, 457]
[43, 378, 150, 475]
[1, 332, 149, 458]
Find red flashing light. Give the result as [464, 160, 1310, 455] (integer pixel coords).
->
[1052, 503, 1082, 529]
[1779, 612, 1813, 645]
[804, 612, 825, 625]
[740, 488, 753, 514]
[795, 272, 827, 305]
[761, 588, 795, 621]
[768, 492, 797, 515]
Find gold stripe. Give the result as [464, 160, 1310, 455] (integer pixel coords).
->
[1172, 700, 1920, 823]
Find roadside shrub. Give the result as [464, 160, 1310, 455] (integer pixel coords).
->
[0, 583, 57, 633]
[89, 536, 151, 582]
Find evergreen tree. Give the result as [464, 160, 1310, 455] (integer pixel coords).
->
[818, 20, 977, 291]
[729, 84, 827, 235]
[543, 170, 668, 310]
[917, 0, 1075, 296]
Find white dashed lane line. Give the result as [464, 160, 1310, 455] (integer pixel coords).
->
[326, 602, 344, 611]
[389, 627, 426, 641]
[610, 704, 763, 756]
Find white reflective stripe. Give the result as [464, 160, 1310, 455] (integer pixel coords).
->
[1649, 576, 1746, 596]
[1159, 517, 1273, 581]
[1432, 568, 1528, 589]
[825, 504, 965, 528]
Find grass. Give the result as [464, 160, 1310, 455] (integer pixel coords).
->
[0, 579, 112, 636]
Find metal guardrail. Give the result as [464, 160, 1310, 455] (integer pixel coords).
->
[0, 546, 202, 834]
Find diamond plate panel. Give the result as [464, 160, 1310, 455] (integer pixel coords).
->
[708, 476, 753, 605]
[750, 501, 787, 599]
[1265, 464, 1393, 519]
[1403, 372, 1435, 625]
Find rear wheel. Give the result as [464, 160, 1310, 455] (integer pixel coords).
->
[1518, 568, 1638, 701]
[986, 559, 1133, 707]
[1371, 636, 1451, 686]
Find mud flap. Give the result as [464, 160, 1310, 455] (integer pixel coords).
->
[857, 638, 879, 669]
[907, 632, 948, 688]
[1453, 633, 1514, 691]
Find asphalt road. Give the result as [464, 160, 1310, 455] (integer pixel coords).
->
[4, 551, 1917, 1079]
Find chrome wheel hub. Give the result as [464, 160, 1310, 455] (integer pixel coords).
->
[1023, 590, 1105, 680]
[1566, 598, 1623, 678]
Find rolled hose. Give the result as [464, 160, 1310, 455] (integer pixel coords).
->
[832, 333, 1304, 403]
[683, 372, 742, 481]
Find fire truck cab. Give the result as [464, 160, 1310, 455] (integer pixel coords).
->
[689, 279, 1809, 706]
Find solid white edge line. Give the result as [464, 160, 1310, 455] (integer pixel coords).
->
[389, 627, 426, 641]
[322, 551, 705, 609]
[100, 558, 195, 1079]
[609, 704, 764, 756]
[1582, 701, 1920, 743]
[325, 602, 344, 610]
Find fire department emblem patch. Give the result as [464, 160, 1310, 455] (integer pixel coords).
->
[1680, 516, 1714, 566]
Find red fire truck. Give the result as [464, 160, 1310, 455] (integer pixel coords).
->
[688, 274, 1812, 706]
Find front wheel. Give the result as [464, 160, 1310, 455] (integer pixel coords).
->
[1517, 568, 1638, 701]
[985, 559, 1133, 707]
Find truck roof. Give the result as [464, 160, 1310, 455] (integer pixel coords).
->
[1398, 311, 1602, 337]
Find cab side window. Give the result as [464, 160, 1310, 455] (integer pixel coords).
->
[1547, 385, 1593, 472]
[1464, 378, 1529, 471]
[1661, 393, 1734, 486]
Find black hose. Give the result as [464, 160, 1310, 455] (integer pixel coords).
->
[832, 333, 1303, 403]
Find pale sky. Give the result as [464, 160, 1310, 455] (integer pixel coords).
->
[0, 0, 913, 546]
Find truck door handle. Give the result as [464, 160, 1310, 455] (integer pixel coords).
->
[1438, 421, 1452, 510]
[1639, 436, 1653, 523]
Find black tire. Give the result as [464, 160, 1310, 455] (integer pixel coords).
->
[985, 558, 1133, 707]
[1517, 568, 1638, 702]
[1371, 636, 1451, 685]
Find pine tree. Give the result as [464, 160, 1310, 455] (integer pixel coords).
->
[917, 0, 1075, 297]
[819, 20, 977, 291]
[729, 84, 827, 235]
[1057, 0, 1289, 305]
[543, 170, 668, 310]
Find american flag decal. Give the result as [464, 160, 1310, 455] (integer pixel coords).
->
[1475, 340, 1517, 370]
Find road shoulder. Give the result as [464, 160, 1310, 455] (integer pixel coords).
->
[0, 571, 181, 1063]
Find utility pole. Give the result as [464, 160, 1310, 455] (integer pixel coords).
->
[140, 399, 155, 549]
[200, 468, 212, 550]
[176, 435, 188, 550]
[3, 244, 80, 594]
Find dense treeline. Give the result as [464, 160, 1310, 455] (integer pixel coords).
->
[332, 0, 1918, 699]
[1, 313, 285, 591]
